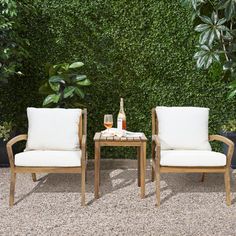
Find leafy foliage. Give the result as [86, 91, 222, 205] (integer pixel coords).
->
[39, 62, 91, 108]
[0, 121, 13, 141]
[182, 0, 236, 97]
[1, 0, 236, 157]
[0, 0, 30, 83]
[222, 119, 236, 132]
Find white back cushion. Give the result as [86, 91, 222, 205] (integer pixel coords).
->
[156, 107, 211, 150]
[26, 108, 81, 151]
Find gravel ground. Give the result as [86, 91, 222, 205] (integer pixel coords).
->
[1, 165, 236, 236]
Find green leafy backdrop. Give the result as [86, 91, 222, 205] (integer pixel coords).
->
[0, 0, 235, 158]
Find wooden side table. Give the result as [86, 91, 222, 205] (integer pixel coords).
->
[94, 132, 147, 199]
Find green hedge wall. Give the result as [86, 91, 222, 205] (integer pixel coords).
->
[0, 0, 235, 158]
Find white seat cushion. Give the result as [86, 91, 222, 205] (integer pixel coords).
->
[15, 150, 82, 167]
[26, 108, 81, 151]
[156, 106, 211, 150]
[160, 150, 226, 167]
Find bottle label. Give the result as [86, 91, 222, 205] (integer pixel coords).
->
[117, 118, 123, 130]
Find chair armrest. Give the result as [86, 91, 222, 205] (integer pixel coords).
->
[152, 135, 161, 148]
[152, 135, 161, 166]
[209, 135, 234, 147]
[81, 135, 87, 164]
[6, 134, 27, 168]
[209, 134, 234, 167]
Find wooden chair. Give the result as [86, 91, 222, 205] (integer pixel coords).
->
[151, 107, 234, 206]
[7, 108, 87, 207]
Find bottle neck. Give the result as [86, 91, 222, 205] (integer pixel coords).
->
[119, 98, 124, 113]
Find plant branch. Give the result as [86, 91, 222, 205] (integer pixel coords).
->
[230, 20, 233, 31]
[220, 30, 230, 61]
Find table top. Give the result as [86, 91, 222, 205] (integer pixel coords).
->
[94, 132, 147, 142]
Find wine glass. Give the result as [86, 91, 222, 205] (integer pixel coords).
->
[104, 114, 113, 130]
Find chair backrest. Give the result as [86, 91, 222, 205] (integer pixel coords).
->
[153, 106, 211, 150]
[25, 108, 87, 151]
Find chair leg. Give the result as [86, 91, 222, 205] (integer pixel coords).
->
[9, 172, 16, 207]
[224, 170, 231, 206]
[32, 173, 37, 182]
[81, 166, 86, 206]
[85, 154, 88, 183]
[201, 173, 205, 182]
[85, 169, 88, 183]
[151, 142, 155, 182]
[137, 147, 140, 187]
[155, 167, 161, 207]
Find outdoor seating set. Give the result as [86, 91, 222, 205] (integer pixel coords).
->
[6, 107, 234, 207]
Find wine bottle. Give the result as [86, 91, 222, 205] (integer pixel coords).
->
[117, 98, 126, 130]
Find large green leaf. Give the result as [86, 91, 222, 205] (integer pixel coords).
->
[194, 45, 220, 69]
[195, 12, 229, 46]
[39, 82, 54, 95]
[74, 75, 87, 81]
[195, 24, 210, 32]
[69, 62, 84, 69]
[75, 88, 85, 98]
[63, 86, 75, 98]
[77, 78, 91, 86]
[180, 0, 206, 10]
[199, 15, 212, 24]
[49, 75, 65, 83]
[49, 81, 60, 92]
[43, 94, 61, 106]
[223, 61, 235, 71]
[219, 0, 236, 20]
[228, 89, 236, 99]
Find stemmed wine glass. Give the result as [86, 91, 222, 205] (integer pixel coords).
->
[104, 114, 113, 130]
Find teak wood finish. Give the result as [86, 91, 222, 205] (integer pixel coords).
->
[94, 132, 147, 199]
[151, 108, 234, 206]
[7, 109, 87, 207]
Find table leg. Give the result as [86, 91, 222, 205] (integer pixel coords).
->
[137, 147, 140, 187]
[140, 142, 146, 199]
[94, 142, 100, 199]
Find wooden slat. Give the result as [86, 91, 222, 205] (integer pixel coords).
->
[106, 136, 114, 141]
[133, 137, 140, 141]
[94, 132, 101, 141]
[126, 137, 134, 141]
[160, 166, 226, 173]
[94, 132, 147, 143]
[114, 136, 121, 141]
[15, 167, 82, 173]
[140, 133, 147, 141]
[100, 142, 142, 147]
[100, 134, 107, 141]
